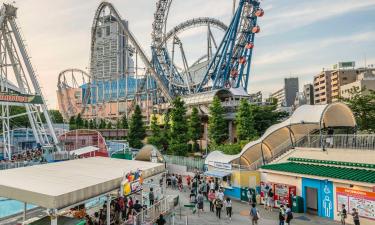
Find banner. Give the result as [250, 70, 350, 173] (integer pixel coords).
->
[0, 93, 43, 104]
[336, 187, 375, 220]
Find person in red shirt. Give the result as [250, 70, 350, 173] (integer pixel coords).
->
[186, 175, 191, 189]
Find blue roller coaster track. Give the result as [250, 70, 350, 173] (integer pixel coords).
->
[151, 0, 263, 96]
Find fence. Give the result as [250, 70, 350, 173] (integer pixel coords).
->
[163, 155, 205, 171]
[295, 134, 375, 150]
[0, 161, 46, 170]
[132, 195, 179, 225]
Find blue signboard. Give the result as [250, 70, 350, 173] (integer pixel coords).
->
[302, 178, 334, 219]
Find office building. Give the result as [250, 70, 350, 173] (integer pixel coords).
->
[341, 70, 375, 99]
[270, 77, 299, 109]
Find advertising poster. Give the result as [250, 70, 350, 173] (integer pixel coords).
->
[336, 187, 375, 220]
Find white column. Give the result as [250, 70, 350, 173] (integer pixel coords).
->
[23, 202, 27, 222]
[107, 195, 111, 225]
[51, 217, 57, 225]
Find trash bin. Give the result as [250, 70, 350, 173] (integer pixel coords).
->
[292, 196, 304, 213]
[240, 187, 249, 202]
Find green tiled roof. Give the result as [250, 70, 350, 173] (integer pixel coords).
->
[261, 162, 375, 184]
[288, 157, 375, 169]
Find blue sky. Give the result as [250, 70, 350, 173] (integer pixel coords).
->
[13, 0, 375, 108]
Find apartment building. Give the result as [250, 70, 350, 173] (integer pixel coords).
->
[270, 77, 299, 109]
[341, 70, 375, 99]
[313, 70, 332, 104]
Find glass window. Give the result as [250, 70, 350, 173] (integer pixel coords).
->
[106, 26, 110, 36]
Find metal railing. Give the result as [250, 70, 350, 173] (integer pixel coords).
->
[0, 161, 46, 170]
[295, 134, 375, 150]
[132, 195, 178, 225]
[163, 155, 205, 171]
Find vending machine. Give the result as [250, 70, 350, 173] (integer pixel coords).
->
[274, 183, 296, 207]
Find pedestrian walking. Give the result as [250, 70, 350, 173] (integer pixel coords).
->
[250, 203, 259, 225]
[351, 208, 360, 225]
[156, 214, 166, 225]
[285, 204, 293, 225]
[214, 197, 223, 219]
[197, 191, 204, 216]
[338, 204, 347, 225]
[268, 188, 274, 211]
[208, 189, 216, 212]
[149, 187, 155, 206]
[225, 197, 232, 221]
[279, 204, 285, 225]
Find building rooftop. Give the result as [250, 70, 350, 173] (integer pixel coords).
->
[261, 159, 375, 184]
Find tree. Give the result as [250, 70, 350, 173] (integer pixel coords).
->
[169, 97, 189, 156]
[128, 105, 146, 148]
[9, 106, 30, 129]
[83, 120, 89, 129]
[99, 119, 106, 129]
[342, 89, 375, 132]
[188, 107, 202, 151]
[69, 116, 76, 130]
[106, 121, 112, 129]
[236, 99, 257, 141]
[208, 96, 228, 145]
[88, 120, 95, 129]
[75, 113, 84, 129]
[251, 104, 288, 135]
[40, 110, 64, 124]
[147, 114, 164, 150]
[120, 114, 129, 129]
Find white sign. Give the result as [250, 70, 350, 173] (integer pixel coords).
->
[213, 161, 232, 170]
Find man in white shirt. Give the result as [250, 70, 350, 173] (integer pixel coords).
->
[217, 189, 224, 201]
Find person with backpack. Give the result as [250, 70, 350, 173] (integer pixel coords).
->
[285, 204, 293, 225]
[214, 197, 223, 219]
[338, 204, 347, 225]
[279, 204, 285, 225]
[351, 208, 360, 225]
[250, 203, 259, 225]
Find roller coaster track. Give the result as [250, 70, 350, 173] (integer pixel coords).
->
[151, 0, 229, 93]
[197, 0, 262, 92]
[57, 68, 91, 119]
[91, 1, 172, 103]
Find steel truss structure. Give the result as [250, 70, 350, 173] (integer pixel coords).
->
[151, 0, 263, 95]
[57, 0, 263, 118]
[0, 4, 58, 159]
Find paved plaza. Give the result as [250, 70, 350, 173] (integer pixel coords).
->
[168, 188, 342, 225]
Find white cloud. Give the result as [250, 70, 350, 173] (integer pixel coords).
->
[259, 0, 375, 37]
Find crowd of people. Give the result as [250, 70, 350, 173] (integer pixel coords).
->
[0, 148, 45, 164]
[83, 196, 145, 225]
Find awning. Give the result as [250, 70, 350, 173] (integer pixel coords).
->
[0, 157, 165, 210]
[204, 170, 231, 178]
[69, 146, 99, 156]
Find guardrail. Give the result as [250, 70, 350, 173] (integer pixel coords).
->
[163, 155, 205, 171]
[295, 134, 375, 150]
[132, 195, 178, 225]
[0, 161, 46, 170]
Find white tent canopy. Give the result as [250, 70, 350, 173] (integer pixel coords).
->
[206, 103, 356, 167]
[0, 157, 165, 210]
[69, 146, 99, 156]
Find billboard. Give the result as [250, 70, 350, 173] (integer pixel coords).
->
[0, 93, 43, 104]
[333, 61, 355, 69]
[336, 187, 375, 220]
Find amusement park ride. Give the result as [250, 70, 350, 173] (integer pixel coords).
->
[0, 4, 58, 159]
[0, 0, 264, 158]
[57, 0, 264, 120]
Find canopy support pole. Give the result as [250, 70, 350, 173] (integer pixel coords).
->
[260, 142, 265, 165]
[23, 202, 27, 222]
[107, 195, 111, 225]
